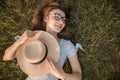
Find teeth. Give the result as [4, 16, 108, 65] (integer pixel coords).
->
[55, 25, 61, 29]
[58, 25, 62, 28]
[57, 26, 62, 29]
[58, 26, 61, 28]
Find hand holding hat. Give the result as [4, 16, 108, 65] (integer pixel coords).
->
[17, 30, 35, 45]
[16, 30, 60, 77]
[45, 58, 65, 79]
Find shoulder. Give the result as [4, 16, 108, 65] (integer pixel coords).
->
[60, 39, 74, 47]
[60, 39, 73, 45]
[60, 39, 76, 57]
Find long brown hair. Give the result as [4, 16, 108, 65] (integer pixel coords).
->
[31, 2, 76, 43]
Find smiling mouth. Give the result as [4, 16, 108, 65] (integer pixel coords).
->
[55, 25, 62, 29]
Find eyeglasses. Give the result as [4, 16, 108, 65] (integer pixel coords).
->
[53, 13, 66, 23]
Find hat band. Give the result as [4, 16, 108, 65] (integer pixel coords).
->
[35, 43, 48, 64]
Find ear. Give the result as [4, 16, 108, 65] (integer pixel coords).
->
[32, 16, 38, 25]
[44, 16, 48, 22]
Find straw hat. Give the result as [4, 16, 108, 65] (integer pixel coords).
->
[16, 30, 60, 77]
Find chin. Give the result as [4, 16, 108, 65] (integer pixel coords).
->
[55, 30, 61, 33]
[56, 29, 62, 33]
[52, 28, 61, 33]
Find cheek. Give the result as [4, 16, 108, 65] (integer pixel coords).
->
[62, 24, 65, 29]
[46, 21, 55, 29]
[48, 17, 55, 24]
[48, 21, 55, 26]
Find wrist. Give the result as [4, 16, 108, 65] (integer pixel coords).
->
[15, 39, 24, 46]
[61, 72, 67, 80]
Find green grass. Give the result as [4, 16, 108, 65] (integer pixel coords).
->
[0, 0, 120, 80]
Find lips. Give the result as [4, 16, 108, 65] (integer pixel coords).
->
[55, 25, 62, 30]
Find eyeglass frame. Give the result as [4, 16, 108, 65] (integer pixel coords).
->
[49, 13, 66, 23]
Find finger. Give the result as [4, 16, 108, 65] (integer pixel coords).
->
[46, 58, 53, 69]
[27, 31, 35, 37]
[47, 58, 56, 70]
[45, 58, 54, 71]
[47, 58, 53, 68]
[45, 59, 51, 71]
[34, 30, 40, 33]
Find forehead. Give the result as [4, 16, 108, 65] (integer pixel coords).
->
[49, 9, 65, 17]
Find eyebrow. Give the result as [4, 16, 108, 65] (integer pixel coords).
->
[54, 13, 66, 18]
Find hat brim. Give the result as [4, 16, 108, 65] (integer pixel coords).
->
[16, 30, 60, 77]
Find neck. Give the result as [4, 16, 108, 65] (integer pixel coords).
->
[46, 30, 60, 43]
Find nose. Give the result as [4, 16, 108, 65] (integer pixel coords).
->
[58, 19, 64, 24]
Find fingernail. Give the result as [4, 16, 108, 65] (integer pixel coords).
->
[14, 35, 21, 40]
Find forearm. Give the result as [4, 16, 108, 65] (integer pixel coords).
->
[3, 30, 33, 61]
[62, 72, 82, 80]
[3, 40, 23, 60]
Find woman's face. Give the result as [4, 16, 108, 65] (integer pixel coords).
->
[44, 9, 66, 33]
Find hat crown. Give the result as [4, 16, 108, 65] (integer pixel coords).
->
[23, 40, 46, 63]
